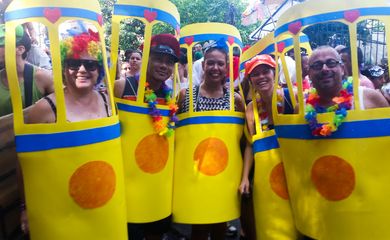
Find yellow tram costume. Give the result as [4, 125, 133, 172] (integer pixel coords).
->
[240, 33, 299, 240]
[4, 0, 127, 239]
[110, 0, 180, 223]
[273, 0, 390, 239]
[172, 23, 245, 224]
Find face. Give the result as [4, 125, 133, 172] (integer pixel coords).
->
[309, 48, 344, 95]
[194, 44, 202, 52]
[250, 64, 274, 93]
[202, 49, 227, 85]
[371, 76, 384, 89]
[147, 53, 175, 83]
[129, 52, 142, 71]
[340, 52, 351, 76]
[121, 62, 131, 76]
[301, 55, 309, 78]
[64, 52, 99, 90]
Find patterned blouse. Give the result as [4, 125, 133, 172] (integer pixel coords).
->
[180, 86, 230, 113]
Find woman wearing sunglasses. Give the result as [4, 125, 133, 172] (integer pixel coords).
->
[28, 29, 110, 123]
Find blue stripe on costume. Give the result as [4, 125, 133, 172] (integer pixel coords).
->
[180, 34, 243, 48]
[117, 102, 170, 116]
[114, 5, 179, 29]
[5, 7, 99, 22]
[16, 123, 120, 153]
[275, 118, 390, 139]
[275, 7, 390, 37]
[253, 135, 280, 153]
[176, 116, 245, 127]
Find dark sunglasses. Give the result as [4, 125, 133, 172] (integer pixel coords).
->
[309, 59, 342, 71]
[66, 59, 100, 71]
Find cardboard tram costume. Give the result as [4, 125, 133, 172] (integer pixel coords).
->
[273, 0, 390, 239]
[110, 0, 180, 223]
[241, 34, 298, 240]
[172, 23, 245, 223]
[4, 0, 127, 239]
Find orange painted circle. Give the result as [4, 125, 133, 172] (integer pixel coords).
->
[193, 137, 228, 176]
[135, 134, 169, 174]
[269, 162, 289, 200]
[311, 155, 355, 201]
[69, 161, 116, 209]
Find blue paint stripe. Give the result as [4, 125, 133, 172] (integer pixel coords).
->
[180, 34, 243, 48]
[5, 7, 98, 22]
[114, 5, 179, 29]
[176, 116, 245, 127]
[239, 44, 275, 70]
[275, 118, 390, 139]
[15, 123, 121, 153]
[253, 135, 280, 153]
[275, 7, 390, 37]
[117, 102, 170, 116]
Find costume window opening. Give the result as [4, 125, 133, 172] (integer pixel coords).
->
[58, 20, 111, 122]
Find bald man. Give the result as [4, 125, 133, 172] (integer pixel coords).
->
[308, 46, 388, 109]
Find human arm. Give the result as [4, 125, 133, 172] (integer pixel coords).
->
[234, 92, 245, 112]
[26, 95, 56, 123]
[35, 68, 54, 95]
[363, 87, 389, 109]
[114, 79, 125, 98]
[239, 102, 255, 194]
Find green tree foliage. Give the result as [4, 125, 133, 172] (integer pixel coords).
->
[98, 0, 257, 51]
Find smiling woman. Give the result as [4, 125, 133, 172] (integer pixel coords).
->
[27, 20, 110, 123]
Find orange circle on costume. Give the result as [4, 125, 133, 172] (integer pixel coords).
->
[269, 162, 289, 200]
[69, 161, 116, 209]
[311, 155, 355, 201]
[194, 137, 228, 176]
[135, 134, 169, 174]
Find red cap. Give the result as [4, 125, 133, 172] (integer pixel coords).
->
[244, 54, 276, 77]
[150, 34, 180, 62]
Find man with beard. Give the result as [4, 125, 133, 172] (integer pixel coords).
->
[0, 24, 53, 117]
[308, 46, 388, 109]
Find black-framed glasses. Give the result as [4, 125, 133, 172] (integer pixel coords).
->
[66, 59, 100, 71]
[309, 59, 342, 71]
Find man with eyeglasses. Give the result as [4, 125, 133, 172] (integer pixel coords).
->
[308, 46, 388, 109]
[0, 24, 53, 117]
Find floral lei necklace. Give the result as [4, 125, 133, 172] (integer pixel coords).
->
[305, 78, 353, 136]
[144, 83, 178, 137]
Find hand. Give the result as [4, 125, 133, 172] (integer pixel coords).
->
[239, 178, 250, 195]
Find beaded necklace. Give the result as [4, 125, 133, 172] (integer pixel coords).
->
[256, 88, 283, 131]
[144, 83, 178, 137]
[305, 78, 353, 136]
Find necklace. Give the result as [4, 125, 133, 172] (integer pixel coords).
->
[305, 78, 353, 136]
[256, 89, 283, 131]
[144, 82, 178, 137]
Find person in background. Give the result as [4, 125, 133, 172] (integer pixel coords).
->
[339, 46, 375, 89]
[0, 24, 53, 117]
[124, 49, 142, 79]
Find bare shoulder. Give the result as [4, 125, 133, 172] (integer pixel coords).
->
[34, 68, 53, 94]
[114, 79, 126, 98]
[363, 87, 389, 109]
[26, 94, 56, 124]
